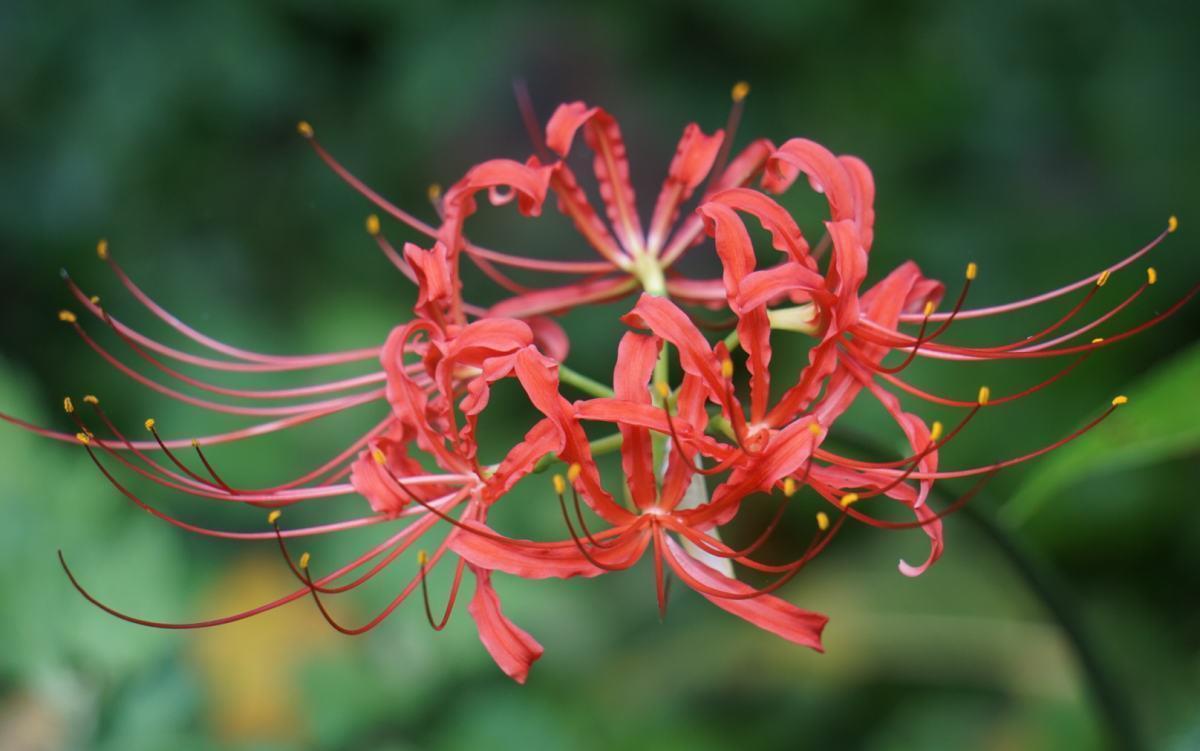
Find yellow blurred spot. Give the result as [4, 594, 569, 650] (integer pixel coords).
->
[96, 238, 109, 260]
[417, 550, 429, 566]
[1147, 267, 1157, 285]
[1167, 215, 1178, 233]
[566, 463, 582, 483]
[83, 394, 99, 405]
[75, 432, 90, 445]
[808, 422, 822, 436]
[929, 421, 943, 443]
[58, 310, 77, 323]
[731, 81, 751, 102]
[923, 300, 935, 317]
[783, 477, 796, 497]
[1112, 395, 1128, 406]
[89, 295, 101, 305]
[966, 262, 978, 280]
[372, 448, 386, 465]
[1091, 337, 1104, 344]
[840, 493, 859, 508]
[655, 381, 670, 399]
[1096, 270, 1111, 287]
[816, 511, 830, 531]
[720, 358, 734, 379]
[977, 386, 991, 406]
[144, 418, 156, 431]
[298, 552, 310, 570]
[552, 474, 566, 495]
[63, 396, 74, 414]
[365, 214, 380, 236]
[427, 183, 442, 201]
[267, 510, 282, 525]
[296, 121, 314, 138]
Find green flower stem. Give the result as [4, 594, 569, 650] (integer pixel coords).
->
[832, 430, 1140, 751]
[532, 431, 623, 474]
[557, 363, 614, 399]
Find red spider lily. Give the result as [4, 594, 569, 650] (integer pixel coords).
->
[3, 85, 1192, 684]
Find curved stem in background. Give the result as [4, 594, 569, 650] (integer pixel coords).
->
[832, 431, 1141, 751]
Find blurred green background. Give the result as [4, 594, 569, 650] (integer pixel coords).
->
[1, 1, 1197, 750]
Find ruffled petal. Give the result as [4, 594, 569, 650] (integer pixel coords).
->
[761, 138, 856, 224]
[662, 536, 827, 651]
[449, 521, 649, 579]
[613, 332, 662, 510]
[648, 123, 724, 251]
[467, 567, 544, 683]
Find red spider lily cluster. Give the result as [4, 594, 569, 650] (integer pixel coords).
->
[4, 84, 1190, 684]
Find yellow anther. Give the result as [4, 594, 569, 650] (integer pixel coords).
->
[371, 448, 386, 465]
[1147, 267, 1157, 285]
[96, 238, 109, 260]
[365, 214, 380, 236]
[63, 396, 74, 413]
[75, 432, 90, 445]
[808, 422, 822, 436]
[299, 552, 311, 569]
[427, 183, 442, 201]
[966, 262, 978, 280]
[783, 477, 796, 497]
[566, 463, 582, 483]
[816, 511, 830, 531]
[1091, 337, 1104, 344]
[144, 418, 156, 431]
[840, 493, 859, 508]
[191, 439, 200, 448]
[655, 381, 670, 399]
[552, 474, 566, 495]
[83, 395, 99, 405]
[1167, 215, 1178, 233]
[720, 358, 734, 379]
[296, 120, 314, 138]
[1096, 270, 1111, 287]
[923, 300, 935, 317]
[731, 81, 751, 102]
[1112, 395, 1128, 406]
[58, 310, 77, 323]
[929, 421, 943, 443]
[417, 550, 429, 566]
[267, 510, 282, 525]
[89, 296, 101, 305]
[977, 386, 991, 406]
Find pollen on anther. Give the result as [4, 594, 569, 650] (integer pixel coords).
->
[1167, 215, 1178, 233]
[58, 310, 77, 323]
[552, 474, 566, 495]
[96, 239, 109, 260]
[144, 418, 156, 431]
[930, 421, 943, 442]
[417, 550, 429, 566]
[365, 214, 381, 236]
[923, 300, 935, 317]
[816, 511, 830, 531]
[966, 262, 978, 280]
[267, 510, 282, 525]
[977, 386, 991, 406]
[566, 463, 582, 483]
[720, 358, 734, 379]
[75, 432, 90, 445]
[89, 295, 101, 305]
[1112, 395, 1129, 406]
[299, 552, 311, 570]
[63, 396, 74, 414]
[808, 422, 822, 436]
[83, 395, 99, 405]
[372, 448, 386, 465]
[731, 81, 751, 102]
[1096, 270, 1111, 287]
[783, 477, 797, 497]
[840, 493, 859, 508]
[1092, 337, 1104, 344]
[1147, 267, 1158, 285]
[296, 121, 314, 138]
[427, 184, 442, 201]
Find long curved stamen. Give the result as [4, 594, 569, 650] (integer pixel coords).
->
[554, 475, 630, 572]
[659, 381, 743, 475]
[419, 550, 467, 631]
[565, 464, 613, 549]
[702, 81, 750, 199]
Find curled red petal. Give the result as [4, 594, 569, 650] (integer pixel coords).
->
[467, 567, 544, 683]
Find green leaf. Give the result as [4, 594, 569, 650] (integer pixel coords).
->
[1001, 342, 1200, 526]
